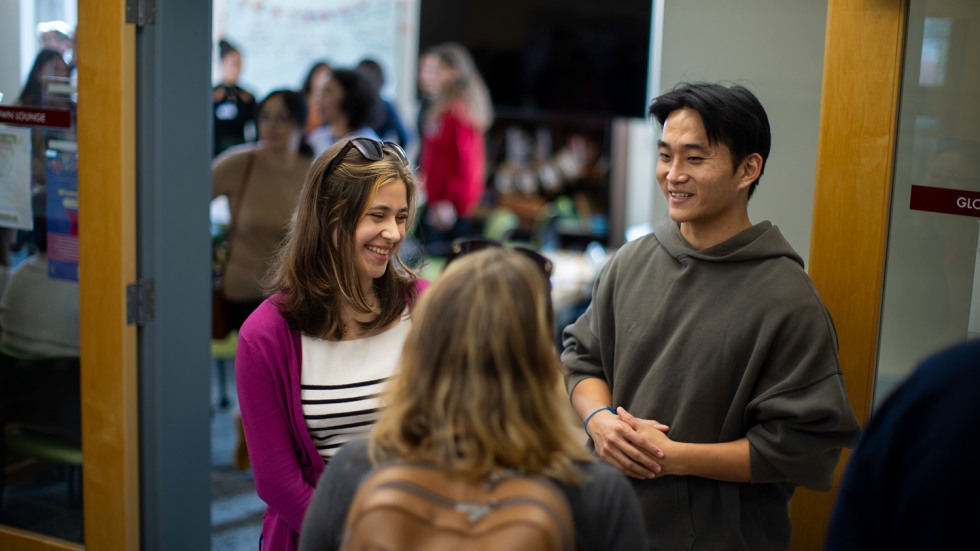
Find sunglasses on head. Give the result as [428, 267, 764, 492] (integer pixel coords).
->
[444, 238, 554, 280]
[323, 138, 409, 179]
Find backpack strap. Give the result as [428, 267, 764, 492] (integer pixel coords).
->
[343, 462, 575, 551]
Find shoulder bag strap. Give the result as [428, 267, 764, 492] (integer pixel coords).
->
[220, 151, 256, 289]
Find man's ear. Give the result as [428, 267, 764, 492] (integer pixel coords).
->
[737, 153, 764, 191]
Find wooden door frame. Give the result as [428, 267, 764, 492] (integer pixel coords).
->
[0, 1, 140, 549]
[789, 0, 907, 549]
[75, 0, 141, 548]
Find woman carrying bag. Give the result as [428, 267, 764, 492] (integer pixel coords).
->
[212, 89, 314, 335]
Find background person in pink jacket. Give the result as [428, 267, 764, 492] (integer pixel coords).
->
[236, 138, 427, 551]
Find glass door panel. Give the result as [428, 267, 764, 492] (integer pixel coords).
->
[0, 3, 82, 545]
[876, 0, 980, 405]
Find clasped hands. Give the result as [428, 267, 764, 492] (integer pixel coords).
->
[587, 406, 674, 480]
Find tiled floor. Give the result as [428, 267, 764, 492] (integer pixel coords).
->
[210, 358, 264, 551]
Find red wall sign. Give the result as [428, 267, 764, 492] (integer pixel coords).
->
[0, 106, 73, 129]
[910, 185, 980, 219]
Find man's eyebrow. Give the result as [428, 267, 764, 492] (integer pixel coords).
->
[657, 139, 711, 153]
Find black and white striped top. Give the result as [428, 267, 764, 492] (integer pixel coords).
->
[300, 311, 411, 463]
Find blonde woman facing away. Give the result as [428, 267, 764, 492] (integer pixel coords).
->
[236, 138, 428, 551]
[298, 247, 646, 551]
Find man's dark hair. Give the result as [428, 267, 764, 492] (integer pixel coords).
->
[648, 82, 771, 198]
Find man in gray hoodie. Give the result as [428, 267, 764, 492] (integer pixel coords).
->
[562, 82, 860, 551]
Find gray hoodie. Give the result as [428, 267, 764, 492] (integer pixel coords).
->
[563, 218, 860, 551]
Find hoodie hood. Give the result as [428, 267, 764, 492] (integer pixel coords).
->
[651, 218, 804, 269]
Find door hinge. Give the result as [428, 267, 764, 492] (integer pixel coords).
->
[125, 0, 156, 26]
[127, 279, 155, 326]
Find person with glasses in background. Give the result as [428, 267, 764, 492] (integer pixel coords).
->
[212, 89, 315, 474]
[212, 89, 315, 337]
[236, 138, 428, 551]
[299, 246, 647, 551]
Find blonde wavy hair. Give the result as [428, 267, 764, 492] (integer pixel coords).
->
[369, 248, 592, 483]
[266, 139, 419, 339]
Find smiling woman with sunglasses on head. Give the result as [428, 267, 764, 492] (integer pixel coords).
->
[235, 138, 426, 551]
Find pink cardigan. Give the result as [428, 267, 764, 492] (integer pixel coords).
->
[236, 280, 428, 551]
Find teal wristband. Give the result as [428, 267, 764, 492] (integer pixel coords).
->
[583, 406, 616, 438]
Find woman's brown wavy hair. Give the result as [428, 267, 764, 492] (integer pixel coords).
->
[369, 248, 592, 483]
[265, 139, 418, 339]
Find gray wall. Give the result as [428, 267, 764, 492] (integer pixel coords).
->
[649, 0, 828, 267]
